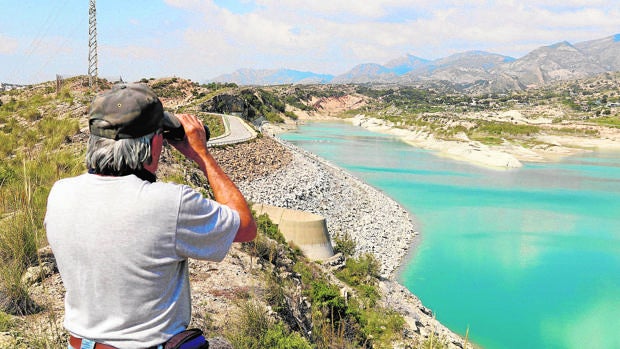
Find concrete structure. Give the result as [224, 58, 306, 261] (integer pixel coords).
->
[253, 203, 334, 260]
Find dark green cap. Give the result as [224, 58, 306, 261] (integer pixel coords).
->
[88, 83, 179, 140]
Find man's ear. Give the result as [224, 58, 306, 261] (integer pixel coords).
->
[144, 133, 163, 170]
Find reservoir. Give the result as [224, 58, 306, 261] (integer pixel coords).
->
[281, 121, 620, 349]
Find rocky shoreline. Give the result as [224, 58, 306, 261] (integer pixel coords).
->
[348, 114, 620, 170]
[236, 135, 469, 348]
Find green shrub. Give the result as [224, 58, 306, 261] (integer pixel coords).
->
[262, 323, 311, 349]
[0, 258, 39, 315]
[284, 111, 298, 120]
[355, 305, 405, 348]
[249, 234, 281, 264]
[333, 232, 356, 257]
[0, 184, 41, 315]
[264, 111, 284, 123]
[226, 300, 311, 349]
[475, 121, 539, 136]
[561, 98, 581, 111]
[284, 96, 311, 111]
[310, 280, 347, 321]
[337, 253, 380, 287]
[0, 163, 17, 184]
[0, 311, 14, 331]
[21, 108, 41, 121]
[37, 116, 80, 149]
[256, 213, 286, 244]
[593, 116, 620, 128]
[469, 135, 503, 145]
[58, 87, 73, 104]
[263, 273, 287, 313]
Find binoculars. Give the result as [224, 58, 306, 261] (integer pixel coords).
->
[162, 124, 210, 142]
[162, 111, 211, 142]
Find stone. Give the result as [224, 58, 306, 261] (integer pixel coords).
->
[207, 336, 233, 349]
[21, 263, 55, 287]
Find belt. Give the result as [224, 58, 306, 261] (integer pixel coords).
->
[69, 335, 161, 349]
[69, 336, 118, 349]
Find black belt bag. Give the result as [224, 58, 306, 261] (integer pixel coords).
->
[165, 329, 208, 349]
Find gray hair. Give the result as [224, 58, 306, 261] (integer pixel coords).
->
[86, 133, 155, 174]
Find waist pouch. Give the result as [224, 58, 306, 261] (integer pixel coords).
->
[164, 329, 208, 349]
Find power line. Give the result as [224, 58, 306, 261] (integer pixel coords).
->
[5, 1, 69, 84]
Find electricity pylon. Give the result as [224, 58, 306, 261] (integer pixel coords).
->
[88, 0, 98, 88]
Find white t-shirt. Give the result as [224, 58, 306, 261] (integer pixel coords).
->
[45, 173, 240, 349]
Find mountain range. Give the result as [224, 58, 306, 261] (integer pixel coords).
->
[211, 34, 620, 92]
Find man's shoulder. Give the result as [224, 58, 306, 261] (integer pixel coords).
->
[144, 180, 205, 205]
[50, 173, 88, 189]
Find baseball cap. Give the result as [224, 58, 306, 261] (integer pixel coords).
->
[88, 83, 180, 140]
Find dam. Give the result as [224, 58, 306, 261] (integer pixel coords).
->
[252, 203, 334, 260]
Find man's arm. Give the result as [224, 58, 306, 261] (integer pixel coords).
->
[169, 113, 257, 242]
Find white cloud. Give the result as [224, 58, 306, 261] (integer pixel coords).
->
[159, 0, 618, 78]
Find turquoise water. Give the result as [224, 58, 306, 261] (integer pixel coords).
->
[281, 121, 620, 349]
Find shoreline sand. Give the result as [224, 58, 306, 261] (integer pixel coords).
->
[347, 114, 620, 170]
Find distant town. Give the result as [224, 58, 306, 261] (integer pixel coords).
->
[0, 82, 24, 92]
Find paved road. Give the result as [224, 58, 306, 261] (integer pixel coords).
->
[207, 114, 257, 146]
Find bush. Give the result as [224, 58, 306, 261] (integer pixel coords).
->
[354, 305, 405, 348]
[226, 300, 311, 349]
[262, 323, 312, 349]
[256, 213, 286, 244]
[284, 111, 298, 120]
[593, 116, 620, 128]
[265, 111, 284, 123]
[337, 253, 380, 287]
[310, 280, 347, 321]
[333, 232, 356, 257]
[21, 108, 41, 121]
[0, 186, 41, 315]
[475, 121, 539, 136]
[0, 311, 14, 331]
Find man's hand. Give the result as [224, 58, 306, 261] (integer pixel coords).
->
[167, 113, 209, 163]
[167, 113, 257, 243]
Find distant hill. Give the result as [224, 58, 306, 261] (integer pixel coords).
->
[211, 68, 333, 85]
[575, 34, 620, 71]
[499, 41, 605, 87]
[399, 51, 515, 84]
[209, 34, 620, 92]
[332, 63, 397, 83]
[384, 54, 431, 75]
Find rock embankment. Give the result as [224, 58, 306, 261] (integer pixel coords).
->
[236, 138, 417, 278]
[211, 136, 293, 183]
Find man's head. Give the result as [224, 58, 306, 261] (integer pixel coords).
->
[86, 83, 177, 177]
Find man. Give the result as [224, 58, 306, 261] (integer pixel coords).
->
[45, 83, 257, 349]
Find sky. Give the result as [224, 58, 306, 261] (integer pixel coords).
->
[1, 0, 618, 85]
